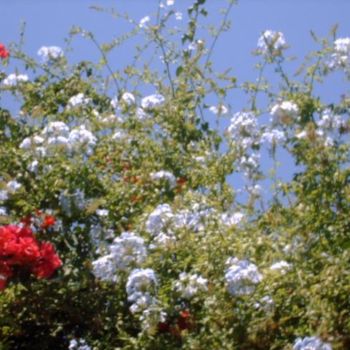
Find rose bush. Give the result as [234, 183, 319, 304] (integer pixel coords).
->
[0, 0, 350, 349]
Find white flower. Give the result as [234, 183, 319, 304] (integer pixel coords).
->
[140, 307, 167, 332]
[96, 209, 109, 217]
[152, 232, 176, 248]
[20, 135, 45, 149]
[247, 184, 262, 197]
[67, 93, 92, 109]
[0, 190, 9, 201]
[3, 73, 29, 86]
[141, 94, 165, 109]
[109, 232, 147, 271]
[166, 0, 175, 5]
[257, 30, 287, 56]
[270, 260, 291, 273]
[68, 125, 97, 151]
[28, 160, 39, 173]
[68, 338, 92, 350]
[146, 204, 174, 235]
[225, 257, 262, 296]
[187, 40, 204, 51]
[6, 180, 22, 193]
[42, 121, 69, 137]
[227, 111, 259, 148]
[136, 107, 149, 120]
[37, 46, 63, 62]
[209, 105, 228, 115]
[328, 37, 350, 69]
[270, 101, 299, 124]
[174, 272, 208, 299]
[112, 129, 128, 140]
[150, 170, 176, 188]
[261, 129, 286, 144]
[126, 268, 158, 313]
[0, 207, 7, 216]
[121, 92, 136, 105]
[293, 336, 332, 350]
[92, 254, 118, 282]
[254, 295, 274, 312]
[47, 135, 69, 147]
[317, 109, 344, 130]
[139, 16, 151, 29]
[221, 212, 245, 226]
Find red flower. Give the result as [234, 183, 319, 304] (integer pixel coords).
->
[0, 43, 9, 60]
[177, 310, 194, 331]
[41, 215, 56, 229]
[32, 242, 62, 279]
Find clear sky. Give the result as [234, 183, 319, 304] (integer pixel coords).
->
[1, 0, 350, 201]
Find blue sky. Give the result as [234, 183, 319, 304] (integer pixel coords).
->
[1, 0, 350, 202]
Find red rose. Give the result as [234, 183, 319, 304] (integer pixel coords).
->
[0, 43, 9, 59]
[32, 242, 62, 279]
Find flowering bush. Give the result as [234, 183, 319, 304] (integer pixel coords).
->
[0, 0, 350, 348]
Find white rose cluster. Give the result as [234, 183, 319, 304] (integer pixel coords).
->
[225, 257, 262, 296]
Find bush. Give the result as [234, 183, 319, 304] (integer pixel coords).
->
[0, 1, 350, 349]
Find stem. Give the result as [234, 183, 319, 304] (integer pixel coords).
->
[205, 0, 235, 69]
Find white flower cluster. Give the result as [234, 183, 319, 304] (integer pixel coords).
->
[68, 338, 91, 350]
[67, 93, 92, 109]
[92, 232, 147, 282]
[3, 73, 29, 86]
[270, 101, 299, 124]
[141, 94, 165, 109]
[146, 203, 173, 236]
[225, 257, 262, 296]
[227, 111, 259, 150]
[209, 104, 228, 115]
[150, 170, 176, 189]
[139, 16, 151, 29]
[20, 121, 96, 156]
[328, 37, 350, 70]
[293, 336, 332, 350]
[146, 202, 216, 246]
[6, 180, 22, 193]
[257, 30, 287, 57]
[126, 268, 158, 313]
[37, 46, 63, 63]
[140, 305, 167, 332]
[270, 260, 291, 274]
[174, 272, 208, 299]
[220, 211, 245, 227]
[296, 109, 345, 147]
[261, 128, 286, 145]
